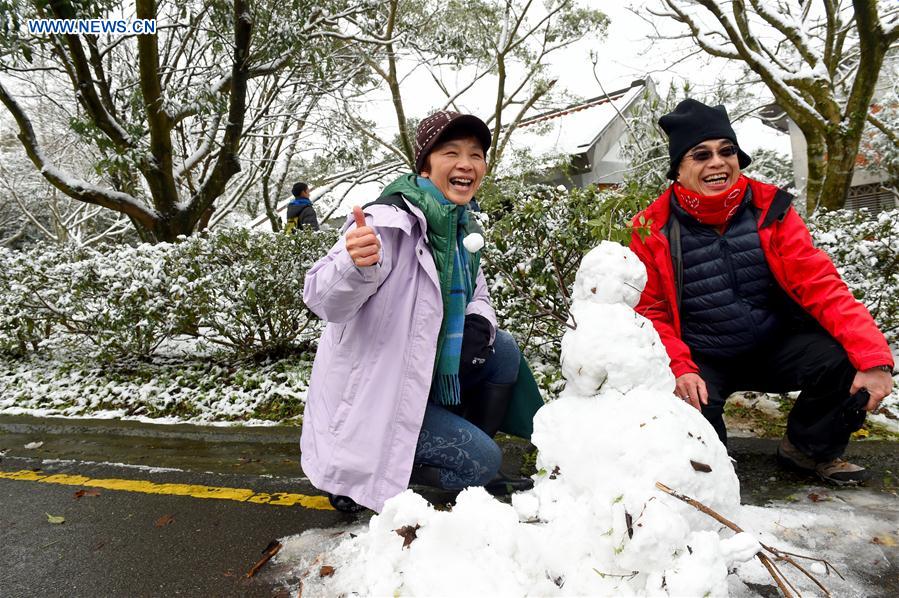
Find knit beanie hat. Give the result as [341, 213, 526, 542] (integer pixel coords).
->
[659, 99, 752, 180]
[414, 111, 492, 174]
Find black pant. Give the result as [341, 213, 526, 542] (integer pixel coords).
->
[694, 330, 859, 461]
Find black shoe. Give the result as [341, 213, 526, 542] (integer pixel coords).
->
[327, 493, 365, 513]
[484, 471, 534, 496]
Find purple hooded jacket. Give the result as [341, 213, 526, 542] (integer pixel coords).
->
[301, 202, 496, 512]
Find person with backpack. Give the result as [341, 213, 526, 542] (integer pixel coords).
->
[285, 182, 319, 232]
[629, 99, 894, 485]
[302, 111, 541, 512]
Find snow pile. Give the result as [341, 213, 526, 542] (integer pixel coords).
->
[292, 241, 756, 596]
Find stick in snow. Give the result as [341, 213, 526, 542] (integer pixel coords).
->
[655, 482, 839, 598]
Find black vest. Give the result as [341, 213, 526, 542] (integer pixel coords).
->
[670, 189, 783, 358]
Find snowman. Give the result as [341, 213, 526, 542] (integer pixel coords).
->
[301, 241, 760, 597]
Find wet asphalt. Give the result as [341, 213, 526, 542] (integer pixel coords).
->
[0, 415, 896, 597]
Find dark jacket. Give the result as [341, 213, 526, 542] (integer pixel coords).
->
[671, 188, 782, 358]
[285, 198, 319, 232]
[629, 178, 893, 377]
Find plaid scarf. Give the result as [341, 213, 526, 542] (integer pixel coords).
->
[417, 178, 473, 406]
[377, 174, 480, 406]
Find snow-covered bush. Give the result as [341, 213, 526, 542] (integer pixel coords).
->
[0, 245, 89, 356]
[175, 227, 338, 357]
[0, 227, 339, 360]
[808, 208, 899, 344]
[0, 352, 311, 422]
[482, 183, 647, 374]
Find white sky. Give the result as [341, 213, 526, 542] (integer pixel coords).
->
[334, 1, 790, 171]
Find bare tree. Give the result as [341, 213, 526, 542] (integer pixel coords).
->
[650, 0, 899, 212]
[337, 0, 609, 176]
[0, 0, 381, 241]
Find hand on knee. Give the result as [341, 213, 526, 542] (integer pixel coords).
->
[851, 367, 894, 411]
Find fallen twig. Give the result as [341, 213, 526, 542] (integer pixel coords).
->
[246, 540, 283, 578]
[757, 552, 798, 598]
[770, 548, 845, 581]
[656, 481, 839, 598]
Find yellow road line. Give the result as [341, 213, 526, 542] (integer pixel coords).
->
[0, 469, 333, 510]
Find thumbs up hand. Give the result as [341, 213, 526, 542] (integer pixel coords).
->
[346, 206, 381, 267]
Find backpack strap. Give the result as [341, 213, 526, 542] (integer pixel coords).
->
[661, 192, 684, 315]
[362, 192, 410, 212]
[666, 216, 684, 315]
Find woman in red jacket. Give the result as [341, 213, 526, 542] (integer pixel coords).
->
[629, 99, 894, 485]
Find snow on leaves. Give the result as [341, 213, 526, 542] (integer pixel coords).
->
[0, 227, 339, 360]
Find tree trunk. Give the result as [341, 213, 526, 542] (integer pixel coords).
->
[262, 183, 282, 232]
[804, 132, 828, 214]
[816, 132, 859, 211]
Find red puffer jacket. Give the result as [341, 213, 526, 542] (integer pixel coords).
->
[629, 177, 894, 378]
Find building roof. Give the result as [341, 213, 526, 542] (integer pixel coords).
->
[508, 79, 648, 156]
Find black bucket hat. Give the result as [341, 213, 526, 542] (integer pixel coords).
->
[414, 111, 492, 174]
[659, 99, 752, 180]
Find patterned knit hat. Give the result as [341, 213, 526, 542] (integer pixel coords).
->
[414, 111, 492, 174]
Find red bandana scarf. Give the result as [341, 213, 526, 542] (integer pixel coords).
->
[673, 175, 749, 226]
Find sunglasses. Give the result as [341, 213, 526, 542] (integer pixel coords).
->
[684, 145, 739, 162]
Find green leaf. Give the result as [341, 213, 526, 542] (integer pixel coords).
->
[46, 513, 65, 524]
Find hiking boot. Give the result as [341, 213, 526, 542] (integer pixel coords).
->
[484, 471, 534, 496]
[327, 493, 365, 513]
[776, 436, 816, 472]
[777, 436, 869, 485]
[815, 458, 870, 485]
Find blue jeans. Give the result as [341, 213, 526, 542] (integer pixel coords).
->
[413, 330, 520, 489]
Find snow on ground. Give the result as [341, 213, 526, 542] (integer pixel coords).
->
[0, 352, 311, 425]
[275, 490, 897, 598]
[40, 458, 185, 474]
[269, 241, 895, 597]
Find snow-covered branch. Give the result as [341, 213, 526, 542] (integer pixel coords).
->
[174, 114, 222, 180]
[0, 80, 155, 225]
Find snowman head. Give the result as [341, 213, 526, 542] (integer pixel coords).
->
[572, 241, 647, 308]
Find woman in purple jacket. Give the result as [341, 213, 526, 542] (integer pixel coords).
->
[302, 111, 533, 513]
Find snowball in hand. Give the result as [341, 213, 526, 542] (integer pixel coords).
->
[572, 240, 647, 308]
[462, 232, 484, 253]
